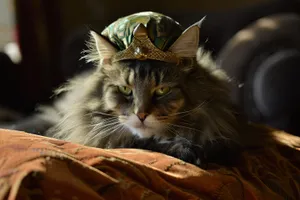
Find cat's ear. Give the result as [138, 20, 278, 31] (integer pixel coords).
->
[168, 17, 205, 57]
[90, 31, 117, 65]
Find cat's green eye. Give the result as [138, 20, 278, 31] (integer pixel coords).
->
[155, 87, 171, 96]
[118, 86, 132, 95]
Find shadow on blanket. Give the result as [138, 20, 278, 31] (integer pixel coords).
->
[0, 127, 300, 200]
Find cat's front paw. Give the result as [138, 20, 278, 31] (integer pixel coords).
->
[166, 139, 205, 167]
[127, 136, 206, 167]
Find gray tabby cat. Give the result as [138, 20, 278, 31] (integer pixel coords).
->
[11, 13, 245, 167]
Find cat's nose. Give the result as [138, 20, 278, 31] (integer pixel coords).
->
[136, 113, 148, 122]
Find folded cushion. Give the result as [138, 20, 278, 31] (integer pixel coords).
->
[0, 128, 300, 200]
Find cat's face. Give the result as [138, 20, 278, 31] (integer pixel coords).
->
[100, 60, 186, 138]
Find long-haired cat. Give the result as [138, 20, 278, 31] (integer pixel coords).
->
[9, 12, 246, 167]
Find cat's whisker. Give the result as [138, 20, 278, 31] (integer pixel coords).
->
[156, 116, 171, 119]
[169, 100, 209, 117]
[166, 125, 180, 136]
[91, 121, 120, 133]
[116, 125, 127, 142]
[167, 126, 189, 141]
[89, 120, 120, 134]
[118, 115, 129, 120]
[91, 111, 119, 117]
[177, 121, 195, 126]
[168, 108, 198, 117]
[88, 120, 117, 128]
[97, 122, 122, 133]
[166, 123, 205, 134]
[98, 117, 119, 123]
[167, 126, 203, 149]
[166, 126, 192, 144]
[147, 119, 168, 123]
[88, 123, 123, 141]
[88, 117, 119, 128]
[147, 117, 194, 127]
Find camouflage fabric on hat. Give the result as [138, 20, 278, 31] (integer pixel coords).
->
[101, 12, 184, 51]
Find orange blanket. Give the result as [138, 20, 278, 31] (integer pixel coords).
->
[0, 128, 300, 200]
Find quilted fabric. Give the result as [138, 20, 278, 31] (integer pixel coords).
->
[0, 128, 300, 200]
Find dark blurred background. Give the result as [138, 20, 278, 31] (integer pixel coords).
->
[0, 0, 300, 135]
